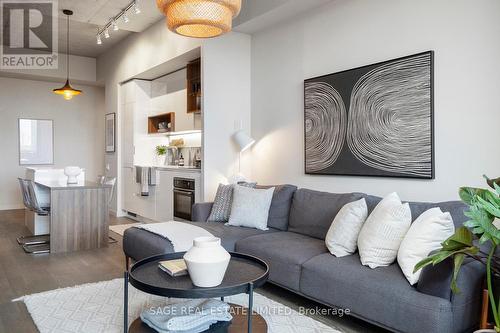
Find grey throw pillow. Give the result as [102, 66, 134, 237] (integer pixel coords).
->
[207, 182, 256, 222]
[226, 186, 275, 230]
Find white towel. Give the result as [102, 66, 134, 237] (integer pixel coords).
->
[134, 222, 214, 252]
[140, 299, 232, 333]
[141, 167, 149, 196]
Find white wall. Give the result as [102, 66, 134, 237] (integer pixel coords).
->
[0, 53, 97, 85]
[0, 77, 105, 210]
[202, 33, 252, 200]
[250, 0, 500, 202]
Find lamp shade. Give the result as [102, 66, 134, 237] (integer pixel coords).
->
[233, 130, 255, 152]
[157, 0, 241, 38]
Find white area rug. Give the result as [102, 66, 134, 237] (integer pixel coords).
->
[14, 278, 343, 333]
[109, 223, 142, 236]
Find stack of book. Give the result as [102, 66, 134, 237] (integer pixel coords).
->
[158, 259, 188, 277]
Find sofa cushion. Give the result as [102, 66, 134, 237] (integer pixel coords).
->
[226, 186, 275, 230]
[188, 222, 277, 252]
[288, 189, 364, 239]
[235, 231, 328, 291]
[123, 222, 277, 261]
[357, 192, 412, 269]
[256, 184, 297, 231]
[363, 194, 468, 229]
[300, 253, 453, 333]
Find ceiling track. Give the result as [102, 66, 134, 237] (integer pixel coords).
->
[97, 0, 139, 36]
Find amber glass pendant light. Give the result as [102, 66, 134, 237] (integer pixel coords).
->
[156, 0, 242, 38]
[53, 9, 82, 100]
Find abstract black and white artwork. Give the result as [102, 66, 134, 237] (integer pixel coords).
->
[304, 51, 434, 179]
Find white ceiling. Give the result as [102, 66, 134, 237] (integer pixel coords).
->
[50, 0, 333, 58]
[56, 0, 164, 57]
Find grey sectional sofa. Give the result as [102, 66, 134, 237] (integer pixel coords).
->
[123, 185, 484, 333]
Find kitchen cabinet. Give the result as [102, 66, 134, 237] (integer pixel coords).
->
[155, 171, 174, 221]
[122, 166, 156, 220]
[122, 103, 135, 167]
[122, 167, 137, 214]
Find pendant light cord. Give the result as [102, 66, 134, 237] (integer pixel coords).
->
[66, 13, 69, 80]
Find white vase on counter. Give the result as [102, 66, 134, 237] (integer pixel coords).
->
[156, 154, 167, 166]
[184, 237, 230, 288]
[64, 166, 82, 184]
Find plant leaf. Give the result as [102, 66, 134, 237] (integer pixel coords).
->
[494, 181, 500, 196]
[451, 253, 465, 294]
[477, 195, 500, 218]
[460, 187, 480, 205]
[442, 227, 474, 249]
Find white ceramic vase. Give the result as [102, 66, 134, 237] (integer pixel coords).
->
[473, 330, 496, 333]
[183, 237, 230, 288]
[64, 166, 82, 184]
[156, 155, 166, 166]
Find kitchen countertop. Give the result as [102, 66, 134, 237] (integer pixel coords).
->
[35, 180, 112, 190]
[150, 165, 202, 173]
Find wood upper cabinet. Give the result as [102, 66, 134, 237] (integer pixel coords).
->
[186, 58, 201, 114]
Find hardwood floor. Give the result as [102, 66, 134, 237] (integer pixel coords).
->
[0, 209, 386, 333]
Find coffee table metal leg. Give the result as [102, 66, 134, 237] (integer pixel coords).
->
[248, 282, 253, 333]
[124, 271, 129, 333]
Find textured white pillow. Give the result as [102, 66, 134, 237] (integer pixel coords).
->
[357, 192, 412, 268]
[325, 198, 368, 257]
[226, 185, 275, 230]
[397, 207, 455, 285]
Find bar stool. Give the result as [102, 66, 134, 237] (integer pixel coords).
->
[98, 176, 117, 243]
[16, 178, 50, 254]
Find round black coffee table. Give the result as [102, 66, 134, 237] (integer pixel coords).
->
[124, 252, 269, 333]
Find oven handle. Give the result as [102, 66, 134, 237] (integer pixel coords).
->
[174, 189, 195, 196]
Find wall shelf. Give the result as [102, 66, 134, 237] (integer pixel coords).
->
[187, 58, 201, 114]
[148, 112, 175, 134]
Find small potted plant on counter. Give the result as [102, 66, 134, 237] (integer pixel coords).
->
[415, 175, 500, 333]
[155, 145, 167, 166]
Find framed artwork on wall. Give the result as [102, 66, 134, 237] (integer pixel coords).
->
[18, 118, 54, 165]
[304, 51, 434, 179]
[105, 113, 116, 153]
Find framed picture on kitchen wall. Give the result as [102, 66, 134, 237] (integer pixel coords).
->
[105, 113, 115, 153]
[304, 51, 434, 179]
[18, 118, 54, 165]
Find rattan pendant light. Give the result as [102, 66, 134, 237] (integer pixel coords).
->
[53, 10, 82, 100]
[156, 0, 242, 38]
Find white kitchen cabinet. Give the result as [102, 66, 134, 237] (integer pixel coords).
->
[122, 166, 156, 220]
[122, 103, 135, 167]
[122, 167, 138, 214]
[155, 171, 174, 221]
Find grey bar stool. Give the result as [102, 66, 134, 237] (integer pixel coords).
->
[16, 178, 50, 254]
[98, 176, 118, 244]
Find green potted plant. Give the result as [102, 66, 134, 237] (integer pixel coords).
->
[155, 145, 167, 166]
[414, 175, 500, 333]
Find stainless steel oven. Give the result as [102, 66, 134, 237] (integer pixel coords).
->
[173, 177, 195, 221]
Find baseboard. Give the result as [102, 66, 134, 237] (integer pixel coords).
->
[0, 204, 25, 211]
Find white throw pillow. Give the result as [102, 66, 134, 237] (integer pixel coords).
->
[397, 207, 455, 285]
[325, 198, 368, 257]
[357, 192, 412, 268]
[226, 185, 275, 230]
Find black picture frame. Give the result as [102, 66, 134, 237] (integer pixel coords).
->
[304, 51, 435, 179]
[105, 113, 116, 153]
